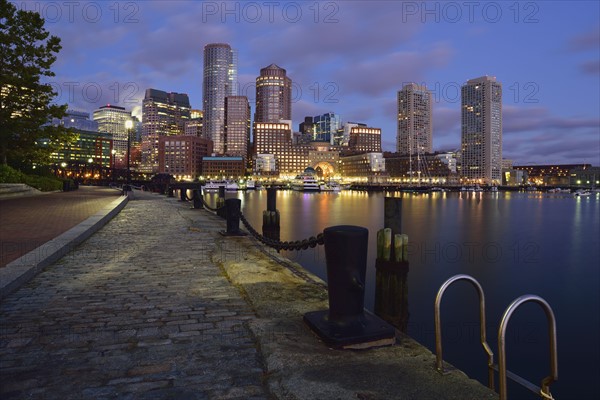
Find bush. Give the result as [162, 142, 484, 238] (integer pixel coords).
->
[0, 165, 63, 191]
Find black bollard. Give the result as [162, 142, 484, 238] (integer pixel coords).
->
[220, 198, 246, 236]
[304, 225, 396, 349]
[167, 186, 174, 197]
[179, 188, 186, 201]
[192, 189, 203, 209]
[218, 185, 225, 199]
[266, 187, 277, 211]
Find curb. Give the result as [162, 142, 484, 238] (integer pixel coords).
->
[0, 195, 129, 300]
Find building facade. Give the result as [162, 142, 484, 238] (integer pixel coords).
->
[254, 64, 291, 123]
[53, 109, 98, 132]
[158, 135, 213, 180]
[141, 89, 191, 173]
[202, 43, 237, 154]
[397, 83, 432, 156]
[253, 121, 309, 177]
[224, 96, 251, 159]
[340, 153, 386, 182]
[92, 105, 134, 169]
[348, 126, 382, 153]
[202, 156, 245, 178]
[461, 76, 503, 184]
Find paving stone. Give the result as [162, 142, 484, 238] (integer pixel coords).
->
[0, 194, 270, 399]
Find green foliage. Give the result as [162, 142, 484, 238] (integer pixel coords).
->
[0, 0, 75, 167]
[0, 164, 62, 191]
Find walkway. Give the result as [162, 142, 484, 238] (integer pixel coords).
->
[0, 192, 270, 399]
[0, 186, 122, 267]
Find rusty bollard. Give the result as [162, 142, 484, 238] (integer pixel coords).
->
[167, 186, 174, 197]
[179, 188, 187, 201]
[303, 225, 396, 349]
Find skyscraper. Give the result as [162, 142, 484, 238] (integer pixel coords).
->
[93, 105, 133, 168]
[397, 83, 432, 156]
[224, 96, 250, 159]
[202, 43, 237, 154]
[141, 89, 191, 173]
[254, 64, 291, 123]
[461, 76, 502, 184]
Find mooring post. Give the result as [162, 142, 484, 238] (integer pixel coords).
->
[216, 185, 226, 218]
[262, 187, 280, 241]
[192, 189, 203, 209]
[303, 225, 396, 349]
[374, 197, 410, 332]
[220, 198, 246, 236]
[179, 188, 186, 202]
[167, 186, 174, 197]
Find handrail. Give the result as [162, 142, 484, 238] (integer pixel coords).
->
[498, 295, 558, 400]
[434, 274, 495, 390]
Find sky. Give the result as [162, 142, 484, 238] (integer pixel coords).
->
[21, 0, 600, 165]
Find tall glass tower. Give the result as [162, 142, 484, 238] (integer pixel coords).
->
[461, 76, 503, 184]
[397, 83, 432, 156]
[202, 43, 237, 154]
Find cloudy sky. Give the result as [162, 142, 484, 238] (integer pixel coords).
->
[26, 0, 599, 165]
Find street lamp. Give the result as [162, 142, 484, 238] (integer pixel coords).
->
[125, 120, 133, 185]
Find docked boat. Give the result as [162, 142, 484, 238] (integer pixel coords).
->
[292, 174, 320, 192]
[319, 181, 341, 192]
[225, 181, 239, 191]
[246, 179, 256, 190]
[202, 180, 225, 191]
[574, 189, 592, 197]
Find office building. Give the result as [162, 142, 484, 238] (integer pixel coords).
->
[224, 96, 251, 159]
[141, 89, 191, 173]
[92, 105, 134, 168]
[203, 43, 237, 154]
[158, 135, 213, 180]
[53, 110, 98, 132]
[461, 76, 503, 184]
[254, 64, 291, 123]
[348, 126, 382, 153]
[397, 83, 432, 157]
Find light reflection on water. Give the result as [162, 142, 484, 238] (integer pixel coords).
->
[206, 189, 599, 398]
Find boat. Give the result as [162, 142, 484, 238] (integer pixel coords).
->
[292, 174, 320, 192]
[574, 189, 592, 197]
[246, 179, 256, 190]
[489, 186, 498, 192]
[225, 181, 239, 191]
[202, 180, 226, 191]
[320, 182, 341, 192]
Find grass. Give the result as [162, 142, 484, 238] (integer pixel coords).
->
[0, 164, 64, 192]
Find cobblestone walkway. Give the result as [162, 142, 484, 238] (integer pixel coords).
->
[0, 194, 270, 399]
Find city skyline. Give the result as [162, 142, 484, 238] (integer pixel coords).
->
[33, 1, 599, 165]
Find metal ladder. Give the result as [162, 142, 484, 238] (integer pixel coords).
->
[434, 274, 558, 400]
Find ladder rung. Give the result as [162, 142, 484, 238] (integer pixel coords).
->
[492, 364, 541, 394]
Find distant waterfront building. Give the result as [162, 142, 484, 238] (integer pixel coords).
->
[141, 89, 191, 173]
[461, 76, 503, 184]
[50, 129, 112, 169]
[254, 154, 277, 175]
[569, 166, 600, 188]
[224, 96, 251, 159]
[383, 152, 456, 184]
[254, 64, 291, 123]
[93, 105, 134, 169]
[253, 120, 309, 176]
[340, 153, 386, 183]
[158, 135, 213, 179]
[202, 156, 245, 178]
[514, 163, 592, 186]
[53, 110, 98, 132]
[348, 126, 382, 153]
[203, 43, 238, 154]
[397, 83, 432, 156]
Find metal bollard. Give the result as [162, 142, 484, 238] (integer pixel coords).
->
[192, 189, 203, 209]
[179, 188, 186, 201]
[167, 186, 174, 197]
[303, 225, 396, 349]
[220, 198, 246, 236]
[266, 187, 277, 211]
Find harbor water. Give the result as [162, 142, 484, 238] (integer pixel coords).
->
[207, 189, 599, 399]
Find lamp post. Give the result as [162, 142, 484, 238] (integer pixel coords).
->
[111, 149, 116, 182]
[125, 120, 133, 185]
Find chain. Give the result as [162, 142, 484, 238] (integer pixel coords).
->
[200, 196, 220, 212]
[239, 213, 324, 251]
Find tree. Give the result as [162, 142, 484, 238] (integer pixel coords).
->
[0, 0, 75, 167]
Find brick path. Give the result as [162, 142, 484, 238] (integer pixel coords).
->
[0, 186, 121, 267]
[0, 193, 270, 399]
